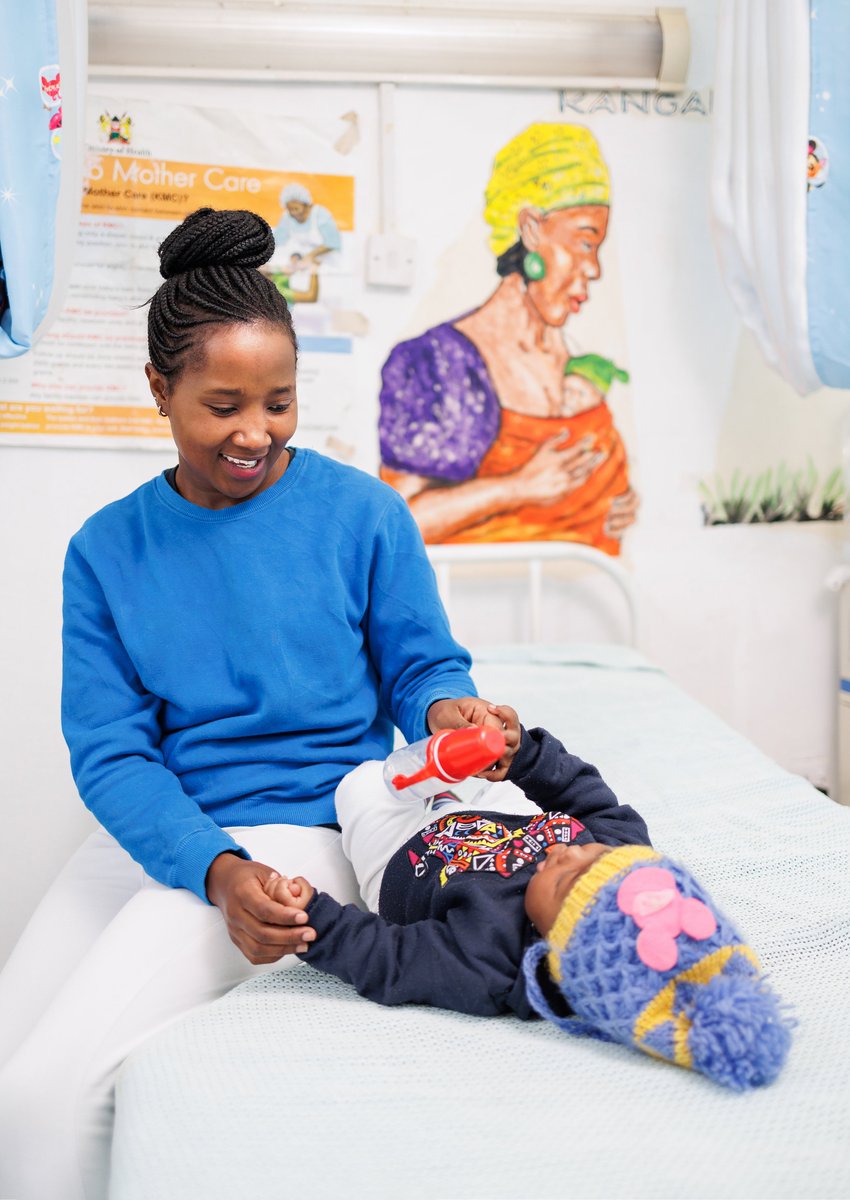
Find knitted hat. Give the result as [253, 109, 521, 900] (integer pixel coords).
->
[564, 353, 629, 395]
[522, 846, 793, 1091]
[484, 123, 610, 257]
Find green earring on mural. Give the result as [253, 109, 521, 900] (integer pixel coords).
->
[523, 251, 546, 281]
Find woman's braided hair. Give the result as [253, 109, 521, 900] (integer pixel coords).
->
[147, 207, 296, 379]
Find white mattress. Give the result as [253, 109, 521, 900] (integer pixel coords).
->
[110, 646, 850, 1200]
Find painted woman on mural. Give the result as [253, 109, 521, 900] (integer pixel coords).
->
[378, 123, 638, 554]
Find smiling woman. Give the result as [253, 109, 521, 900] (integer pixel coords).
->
[144, 208, 300, 508]
[0, 207, 513, 1200]
[147, 323, 298, 508]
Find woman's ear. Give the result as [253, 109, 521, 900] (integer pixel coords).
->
[145, 363, 169, 416]
[517, 206, 544, 251]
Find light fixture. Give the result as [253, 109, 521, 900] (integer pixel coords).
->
[88, 3, 690, 91]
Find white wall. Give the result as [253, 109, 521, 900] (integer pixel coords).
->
[2, 0, 847, 968]
[0, 448, 174, 956]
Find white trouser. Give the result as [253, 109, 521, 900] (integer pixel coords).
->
[336, 761, 538, 912]
[0, 824, 359, 1200]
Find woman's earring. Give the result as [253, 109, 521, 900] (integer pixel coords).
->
[523, 251, 546, 281]
[157, 405, 167, 417]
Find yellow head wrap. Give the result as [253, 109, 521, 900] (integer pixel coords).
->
[484, 123, 610, 258]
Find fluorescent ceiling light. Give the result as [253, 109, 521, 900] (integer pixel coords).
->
[88, 4, 689, 90]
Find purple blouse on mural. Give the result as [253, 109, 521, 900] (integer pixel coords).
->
[378, 322, 502, 482]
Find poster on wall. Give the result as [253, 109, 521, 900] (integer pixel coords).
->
[0, 94, 357, 450]
[376, 122, 636, 555]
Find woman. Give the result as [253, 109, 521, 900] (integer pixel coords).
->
[0, 207, 510, 1200]
[379, 123, 638, 553]
[273, 182, 341, 277]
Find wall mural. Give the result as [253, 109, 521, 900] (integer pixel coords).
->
[377, 123, 637, 554]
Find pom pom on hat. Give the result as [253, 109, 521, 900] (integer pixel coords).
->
[687, 970, 792, 1091]
[522, 846, 794, 1091]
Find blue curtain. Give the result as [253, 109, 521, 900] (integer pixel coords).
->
[0, 0, 62, 358]
[807, 2, 850, 388]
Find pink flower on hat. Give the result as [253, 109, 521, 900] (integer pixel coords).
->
[616, 866, 718, 971]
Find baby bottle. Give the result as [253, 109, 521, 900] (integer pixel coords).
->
[384, 726, 506, 803]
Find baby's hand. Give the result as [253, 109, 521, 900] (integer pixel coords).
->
[263, 873, 316, 911]
[479, 704, 521, 781]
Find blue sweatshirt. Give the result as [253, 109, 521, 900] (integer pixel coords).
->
[61, 449, 474, 902]
[300, 727, 651, 1018]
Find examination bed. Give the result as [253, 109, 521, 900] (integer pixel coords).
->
[109, 551, 850, 1200]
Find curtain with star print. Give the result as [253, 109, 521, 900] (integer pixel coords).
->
[0, 0, 86, 358]
[805, 1, 850, 388]
[710, 0, 850, 395]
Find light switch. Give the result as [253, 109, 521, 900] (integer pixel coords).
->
[365, 233, 416, 288]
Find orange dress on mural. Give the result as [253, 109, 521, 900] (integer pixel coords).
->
[382, 402, 627, 555]
[457, 404, 627, 553]
[378, 321, 630, 555]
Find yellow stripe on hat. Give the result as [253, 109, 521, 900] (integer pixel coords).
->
[633, 944, 762, 1068]
[546, 845, 660, 983]
[672, 1009, 693, 1069]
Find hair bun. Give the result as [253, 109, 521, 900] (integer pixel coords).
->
[157, 208, 275, 279]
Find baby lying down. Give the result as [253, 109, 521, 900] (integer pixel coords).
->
[268, 714, 792, 1091]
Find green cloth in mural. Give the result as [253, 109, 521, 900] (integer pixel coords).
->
[564, 353, 629, 394]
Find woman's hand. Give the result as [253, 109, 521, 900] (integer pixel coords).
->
[206, 852, 316, 964]
[426, 697, 520, 776]
[604, 487, 639, 538]
[427, 696, 496, 733]
[513, 433, 607, 506]
[263, 874, 316, 948]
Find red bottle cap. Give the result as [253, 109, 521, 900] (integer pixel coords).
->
[391, 726, 507, 791]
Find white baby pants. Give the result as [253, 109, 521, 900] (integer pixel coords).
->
[0, 823, 359, 1200]
[336, 760, 538, 912]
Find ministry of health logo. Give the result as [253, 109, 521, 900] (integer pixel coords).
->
[98, 112, 133, 145]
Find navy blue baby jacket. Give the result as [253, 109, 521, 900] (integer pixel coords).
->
[300, 727, 651, 1017]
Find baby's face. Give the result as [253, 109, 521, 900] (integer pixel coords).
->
[524, 842, 611, 934]
[560, 375, 604, 417]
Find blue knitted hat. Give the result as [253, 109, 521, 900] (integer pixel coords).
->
[522, 845, 793, 1090]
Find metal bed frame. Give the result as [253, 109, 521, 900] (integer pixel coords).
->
[426, 542, 638, 647]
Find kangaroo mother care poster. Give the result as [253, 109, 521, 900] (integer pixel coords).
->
[0, 95, 356, 449]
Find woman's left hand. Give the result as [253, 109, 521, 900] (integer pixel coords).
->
[426, 696, 519, 776]
[604, 487, 639, 538]
[427, 696, 493, 732]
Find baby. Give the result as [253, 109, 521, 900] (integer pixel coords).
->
[268, 714, 792, 1090]
[560, 353, 629, 417]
